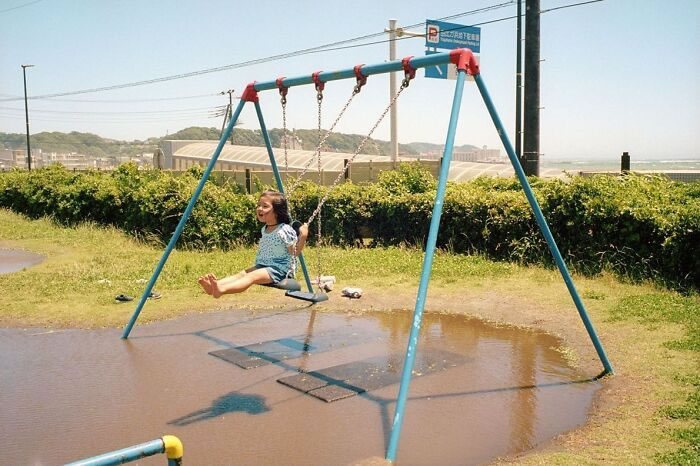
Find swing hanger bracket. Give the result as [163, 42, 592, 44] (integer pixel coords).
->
[353, 64, 367, 94]
[241, 81, 259, 103]
[401, 56, 416, 87]
[449, 48, 480, 76]
[276, 77, 288, 104]
[311, 71, 325, 101]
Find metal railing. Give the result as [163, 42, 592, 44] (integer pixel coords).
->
[65, 435, 183, 466]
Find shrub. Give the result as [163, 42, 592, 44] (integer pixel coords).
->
[1, 165, 697, 290]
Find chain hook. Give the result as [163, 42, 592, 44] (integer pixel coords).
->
[311, 71, 324, 103]
[401, 56, 416, 88]
[276, 77, 288, 105]
[353, 64, 367, 95]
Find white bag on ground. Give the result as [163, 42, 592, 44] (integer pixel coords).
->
[341, 287, 363, 299]
[313, 275, 336, 292]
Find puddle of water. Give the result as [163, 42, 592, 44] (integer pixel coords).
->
[0, 309, 600, 465]
[0, 248, 45, 274]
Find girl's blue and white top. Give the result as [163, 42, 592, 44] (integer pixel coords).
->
[255, 224, 297, 275]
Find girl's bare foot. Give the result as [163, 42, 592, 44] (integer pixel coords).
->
[206, 273, 223, 299]
[198, 275, 213, 295]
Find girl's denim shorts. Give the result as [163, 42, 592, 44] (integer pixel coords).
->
[254, 264, 290, 284]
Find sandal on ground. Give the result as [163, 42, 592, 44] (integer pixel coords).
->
[115, 294, 134, 302]
[148, 291, 161, 299]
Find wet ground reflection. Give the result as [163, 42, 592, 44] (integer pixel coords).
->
[0, 308, 600, 465]
[0, 248, 44, 274]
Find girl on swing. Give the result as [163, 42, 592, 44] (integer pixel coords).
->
[198, 190, 308, 298]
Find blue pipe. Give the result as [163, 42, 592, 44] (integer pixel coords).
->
[121, 98, 248, 339]
[65, 438, 174, 466]
[255, 51, 456, 91]
[254, 100, 314, 292]
[474, 74, 613, 375]
[386, 69, 468, 462]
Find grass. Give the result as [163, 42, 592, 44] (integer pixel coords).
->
[0, 208, 516, 327]
[1, 207, 698, 464]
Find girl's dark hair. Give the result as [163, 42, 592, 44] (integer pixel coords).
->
[260, 190, 291, 225]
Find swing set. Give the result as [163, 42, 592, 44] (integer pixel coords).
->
[121, 48, 613, 462]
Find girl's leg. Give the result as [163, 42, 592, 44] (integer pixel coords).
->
[213, 269, 248, 288]
[198, 267, 251, 295]
[209, 268, 272, 298]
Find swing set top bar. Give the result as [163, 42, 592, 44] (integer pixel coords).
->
[241, 48, 479, 100]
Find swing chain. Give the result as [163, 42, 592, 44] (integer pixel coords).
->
[316, 84, 323, 287]
[285, 88, 359, 198]
[304, 76, 410, 227]
[281, 99, 291, 197]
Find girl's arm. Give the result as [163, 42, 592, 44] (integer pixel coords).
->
[290, 223, 309, 255]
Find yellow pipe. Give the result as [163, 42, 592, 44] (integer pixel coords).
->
[161, 435, 184, 459]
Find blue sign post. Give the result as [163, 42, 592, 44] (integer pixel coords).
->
[425, 19, 480, 80]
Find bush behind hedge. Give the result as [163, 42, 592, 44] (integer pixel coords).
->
[1, 163, 697, 290]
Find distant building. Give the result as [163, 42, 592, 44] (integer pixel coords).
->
[402, 145, 504, 163]
[0, 148, 153, 170]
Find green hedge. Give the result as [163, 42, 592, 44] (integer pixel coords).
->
[1, 163, 697, 290]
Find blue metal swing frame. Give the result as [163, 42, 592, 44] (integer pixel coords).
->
[121, 48, 613, 462]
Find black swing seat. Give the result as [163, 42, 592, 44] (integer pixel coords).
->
[262, 278, 302, 292]
[262, 279, 328, 303]
[285, 290, 329, 303]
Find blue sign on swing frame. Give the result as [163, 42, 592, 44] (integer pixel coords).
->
[425, 19, 480, 80]
[425, 20, 481, 53]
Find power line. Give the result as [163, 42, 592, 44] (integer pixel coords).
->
[3, 3, 515, 101]
[0, 105, 226, 115]
[541, 0, 603, 14]
[0, 0, 44, 14]
[0, 113, 218, 124]
[2, 0, 602, 105]
[0, 92, 222, 103]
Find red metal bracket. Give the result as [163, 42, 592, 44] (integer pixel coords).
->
[449, 48, 480, 76]
[311, 71, 325, 92]
[353, 64, 367, 88]
[401, 56, 416, 81]
[241, 81, 259, 102]
[275, 76, 288, 98]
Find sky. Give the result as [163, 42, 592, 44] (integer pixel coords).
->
[1, 0, 698, 160]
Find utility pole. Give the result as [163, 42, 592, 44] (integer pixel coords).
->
[21, 64, 34, 171]
[220, 89, 234, 145]
[523, 0, 540, 176]
[515, 0, 523, 163]
[384, 20, 425, 162]
[387, 19, 398, 162]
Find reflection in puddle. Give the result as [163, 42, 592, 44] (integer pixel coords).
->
[0, 248, 44, 274]
[0, 309, 600, 465]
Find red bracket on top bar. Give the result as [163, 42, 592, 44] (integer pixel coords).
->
[241, 81, 259, 102]
[449, 48, 480, 76]
[353, 64, 367, 88]
[401, 56, 416, 80]
[275, 76, 288, 98]
[311, 71, 324, 92]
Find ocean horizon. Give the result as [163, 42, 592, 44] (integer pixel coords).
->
[541, 157, 700, 172]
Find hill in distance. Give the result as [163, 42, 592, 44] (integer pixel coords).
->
[1, 127, 478, 158]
